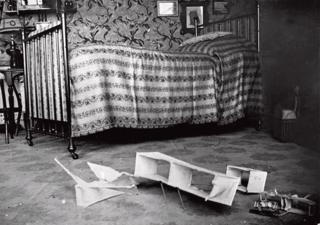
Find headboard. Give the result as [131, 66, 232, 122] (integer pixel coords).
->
[200, 4, 260, 51]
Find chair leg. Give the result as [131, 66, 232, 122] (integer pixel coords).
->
[13, 84, 22, 136]
[4, 120, 9, 144]
[23, 112, 33, 146]
[1, 79, 9, 144]
[15, 111, 21, 136]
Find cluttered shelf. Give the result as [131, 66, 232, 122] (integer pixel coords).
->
[16, 3, 57, 14]
[1, 0, 62, 16]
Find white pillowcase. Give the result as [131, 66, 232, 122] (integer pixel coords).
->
[180, 31, 232, 46]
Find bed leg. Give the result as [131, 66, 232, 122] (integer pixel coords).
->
[68, 137, 78, 159]
[24, 113, 33, 146]
[255, 117, 262, 131]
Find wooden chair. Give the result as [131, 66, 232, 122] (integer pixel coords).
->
[0, 71, 23, 143]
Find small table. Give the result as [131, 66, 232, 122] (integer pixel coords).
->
[0, 67, 23, 139]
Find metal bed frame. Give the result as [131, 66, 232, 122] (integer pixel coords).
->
[22, 4, 260, 159]
[22, 11, 77, 158]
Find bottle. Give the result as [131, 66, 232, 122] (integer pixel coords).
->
[8, 35, 17, 68]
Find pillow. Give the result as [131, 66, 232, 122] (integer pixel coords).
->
[180, 31, 232, 46]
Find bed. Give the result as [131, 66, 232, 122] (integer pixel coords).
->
[70, 44, 220, 137]
[176, 33, 262, 125]
[22, 9, 261, 159]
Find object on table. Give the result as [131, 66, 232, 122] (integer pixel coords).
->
[6, 35, 23, 68]
[226, 165, 267, 193]
[55, 158, 137, 207]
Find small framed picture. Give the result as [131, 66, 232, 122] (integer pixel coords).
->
[186, 6, 203, 28]
[213, 1, 229, 14]
[180, 1, 209, 35]
[157, 0, 179, 17]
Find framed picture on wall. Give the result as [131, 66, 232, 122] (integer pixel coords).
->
[180, 1, 209, 35]
[185, 6, 203, 28]
[213, 1, 229, 14]
[157, 0, 179, 17]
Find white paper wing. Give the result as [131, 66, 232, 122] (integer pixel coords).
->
[87, 162, 122, 182]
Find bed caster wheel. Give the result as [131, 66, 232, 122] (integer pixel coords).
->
[27, 139, 33, 146]
[70, 152, 79, 160]
[255, 119, 262, 131]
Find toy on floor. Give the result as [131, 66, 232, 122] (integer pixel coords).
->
[250, 190, 317, 217]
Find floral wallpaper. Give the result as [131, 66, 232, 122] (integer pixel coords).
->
[0, 0, 259, 61]
[67, 0, 191, 51]
[67, 0, 257, 50]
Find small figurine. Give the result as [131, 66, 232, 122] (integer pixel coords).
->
[6, 35, 23, 68]
[6, 0, 17, 11]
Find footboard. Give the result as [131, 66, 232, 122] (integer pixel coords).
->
[24, 22, 66, 135]
[22, 12, 77, 158]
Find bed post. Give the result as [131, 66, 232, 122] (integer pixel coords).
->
[61, 10, 78, 159]
[257, 0, 261, 53]
[255, 0, 262, 130]
[22, 30, 33, 146]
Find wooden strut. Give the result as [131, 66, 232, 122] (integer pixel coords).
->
[176, 188, 185, 209]
[160, 182, 167, 202]
[160, 183, 185, 209]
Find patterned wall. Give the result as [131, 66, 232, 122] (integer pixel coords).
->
[0, 0, 258, 59]
[67, 0, 192, 51]
[209, 0, 256, 22]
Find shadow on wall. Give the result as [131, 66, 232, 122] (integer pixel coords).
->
[209, 0, 256, 23]
[259, 0, 320, 9]
[260, 1, 320, 151]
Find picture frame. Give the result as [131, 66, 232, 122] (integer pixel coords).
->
[180, 1, 209, 35]
[213, 1, 229, 14]
[185, 6, 203, 29]
[157, 0, 179, 17]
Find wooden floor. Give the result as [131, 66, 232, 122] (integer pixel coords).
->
[0, 128, 319, 225]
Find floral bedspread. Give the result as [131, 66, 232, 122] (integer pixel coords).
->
[69, 44, 220, 137]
